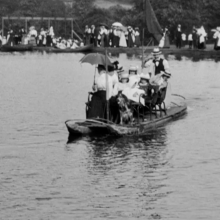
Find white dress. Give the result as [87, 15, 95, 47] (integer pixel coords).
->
[119, 31, 127, 47]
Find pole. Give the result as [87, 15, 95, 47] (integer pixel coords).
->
[105, 49, 109, 122]
[2, 18, 4, 37]
[25, 19, 27, 33]
[142, 28, 145, 70]
[71, 19, 73, 39]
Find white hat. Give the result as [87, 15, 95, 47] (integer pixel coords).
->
[140, 73, 150, 80]
[129, 66, 137, 71]
[121, 72, 129, 79]
[151, 47, 162, 55]
[217, 27, 220, 32]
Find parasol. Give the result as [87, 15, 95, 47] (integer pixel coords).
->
[80, 53, 113, 67]
[112, 22, 123, 27]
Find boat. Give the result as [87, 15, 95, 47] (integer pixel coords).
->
[0, 45, 33, 52]
[33, 44, 94, 53]
[65, 95, 187, 137]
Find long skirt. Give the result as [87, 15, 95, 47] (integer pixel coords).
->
[88, 91, 107, 119]
[135, 36, 141, 47]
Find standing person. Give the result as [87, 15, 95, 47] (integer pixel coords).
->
[94, 25, 100, 47]
[108, 27, 114, 47]
[188, 32, 193, 49]
[192, 26, 198, 49]
[127, 26, 134, 48]
[181, 32, 186, 47]
[90, 25, 95, 45]
[213, 27, 220, 50]
[84, 25, 91, 45]
[144, 48, 170, 77]
[119, 28, 127, 47]
[163, 27, 170, 48]
[175, 24, 182, 48]
[88, 65, 114, 119]
[197, 26, 207, 49]
[18, 28, 26, 45]
[134, 27, 141, 47]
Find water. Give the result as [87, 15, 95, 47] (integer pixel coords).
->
[1, 52, 220, 220]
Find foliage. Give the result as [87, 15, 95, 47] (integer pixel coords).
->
[0, 0, 220, 41]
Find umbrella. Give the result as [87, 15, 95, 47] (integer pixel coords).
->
[80, 53, 113, 67]
[117, 26, 127, 32]
[112, 22, 123, 27]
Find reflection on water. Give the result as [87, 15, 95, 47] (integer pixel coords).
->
[1, 52, 220, 219]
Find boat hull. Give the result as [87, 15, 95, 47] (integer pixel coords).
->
[1, 45, 33, 52]
[65, 102, 187, 137]
[33, 44, 94, 53]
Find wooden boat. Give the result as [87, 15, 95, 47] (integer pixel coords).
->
[65, 95, 187, 137]
[0, 45, 33, 52]
[33, 44, 94, 53]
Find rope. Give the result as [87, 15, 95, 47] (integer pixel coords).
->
[172, 94, 186, 99]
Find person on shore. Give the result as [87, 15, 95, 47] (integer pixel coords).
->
[84, 25, 91, 45]
[181, 32, 186, 47]
[134, 27, 141, 47]
[188, 32, 193, 49]
[213, 27, 220, 50]
[119, 28, 127, 47]
[144, 48, 170, 77]
[197, 26, 207, 49]
[175, 24, 182, 48]
[127, 26, 134, 48]
[192, 26, 198, 49]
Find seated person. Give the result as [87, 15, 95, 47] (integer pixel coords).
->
[113, 72, 130, 95]
[71, 40, 79, 49]
[128, 66, 140, 88]
[147, 70, 171, 105]
[137, 73, 150, 94]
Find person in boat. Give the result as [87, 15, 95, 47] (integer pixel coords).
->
[113, 72, 130, 94]
[213, 27, 220, 51]
[147, 70, 171, 106]
[128, 66, 140, 88]
[88, 65, 114, 119]
[144, 48, 170, 77]
[71, 40, 79, 49]
[137, 73, 151, 94]
[175, 24, 182, 48]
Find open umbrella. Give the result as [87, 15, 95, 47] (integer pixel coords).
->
[80, 53, 113, 67]
[112, 22, 123, 27]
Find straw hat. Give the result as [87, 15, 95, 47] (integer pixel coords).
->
[140, 73, 150, 80]
[129, 66, 137, 71]
[161, 71, 171, 78]
[151, 47, 162, 56]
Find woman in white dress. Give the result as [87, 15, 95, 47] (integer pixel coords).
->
[119, 28, 127, 47]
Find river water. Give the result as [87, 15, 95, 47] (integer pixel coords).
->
[0, 51, 220, 220]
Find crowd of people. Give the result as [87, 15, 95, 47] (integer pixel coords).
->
[83, 24, 141, 48]
[174, 24, 220, 50]
[0, 26, 82, 49]
[87, 47, 171, 123]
